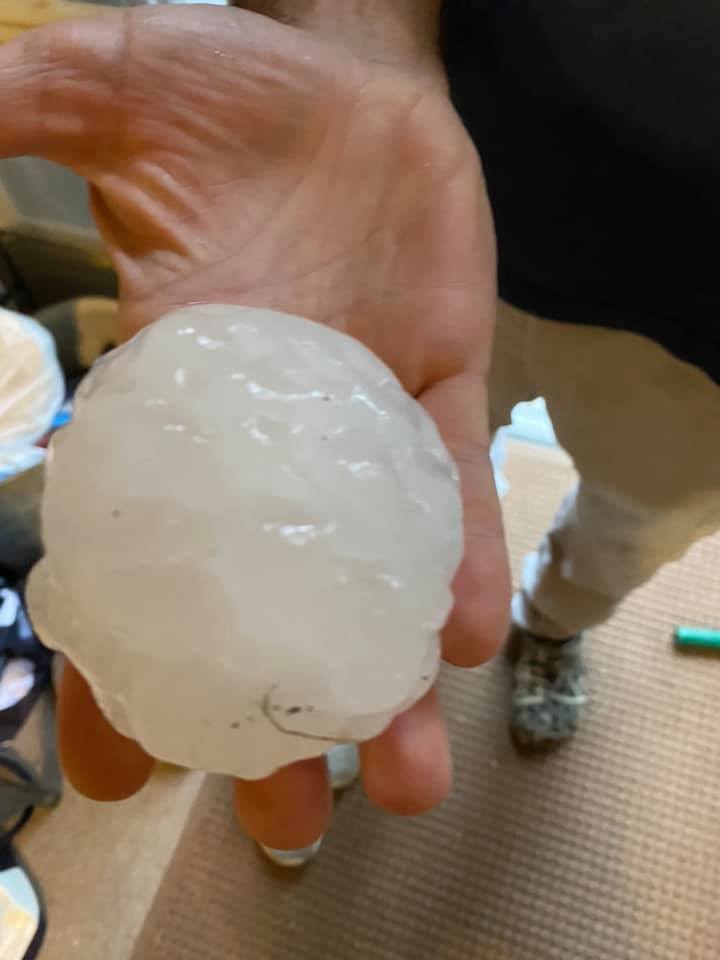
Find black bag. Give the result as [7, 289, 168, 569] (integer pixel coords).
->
[0, 579, 62, 960]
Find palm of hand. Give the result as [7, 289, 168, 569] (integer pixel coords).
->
[50, 7, 495, 389]
[1, 4, 509, 846]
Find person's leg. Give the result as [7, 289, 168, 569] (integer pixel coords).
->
[513, 480, 720, 639]
[507, 306, 720, 744]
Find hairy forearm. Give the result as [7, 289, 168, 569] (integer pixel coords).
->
[230, 1, 444, 65]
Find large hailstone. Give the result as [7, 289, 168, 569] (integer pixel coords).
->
[28, 306, 462, 779]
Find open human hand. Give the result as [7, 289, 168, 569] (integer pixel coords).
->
[0, 3, 509, 853]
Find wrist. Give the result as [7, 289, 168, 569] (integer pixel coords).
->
[231, 1, 444, 73]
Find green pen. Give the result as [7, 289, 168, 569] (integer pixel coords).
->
[674, 626, 720, 650]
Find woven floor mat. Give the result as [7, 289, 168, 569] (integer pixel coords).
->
[133, 441, 720, 960]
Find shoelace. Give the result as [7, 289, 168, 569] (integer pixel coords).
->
[515, 639, 587, 707]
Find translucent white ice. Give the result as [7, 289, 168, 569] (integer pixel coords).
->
[28, 306, 462, 779]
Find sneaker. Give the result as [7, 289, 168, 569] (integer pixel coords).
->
[259, 743, 359, 868]
[507, 628, 587, 747]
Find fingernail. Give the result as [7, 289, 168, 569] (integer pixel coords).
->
[326, 743, 360, 791]
[259, 836, 324, 868]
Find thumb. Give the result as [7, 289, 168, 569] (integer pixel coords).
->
[0, 12, 124, 167]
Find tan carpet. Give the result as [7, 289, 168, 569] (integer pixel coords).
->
[17, 768, 203, 960]
[133, 440, 720, 960]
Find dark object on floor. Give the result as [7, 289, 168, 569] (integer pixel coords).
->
[0, 469, 44, 582]
[0, 580, 61, 959]
[507, 626, 587, 747]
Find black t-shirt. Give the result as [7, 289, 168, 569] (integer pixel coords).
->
[442, 0, 720, 383]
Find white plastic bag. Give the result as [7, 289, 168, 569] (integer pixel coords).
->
[0, 307, 64, 464]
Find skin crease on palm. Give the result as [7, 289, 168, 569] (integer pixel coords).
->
[0, 3, 510, 851]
